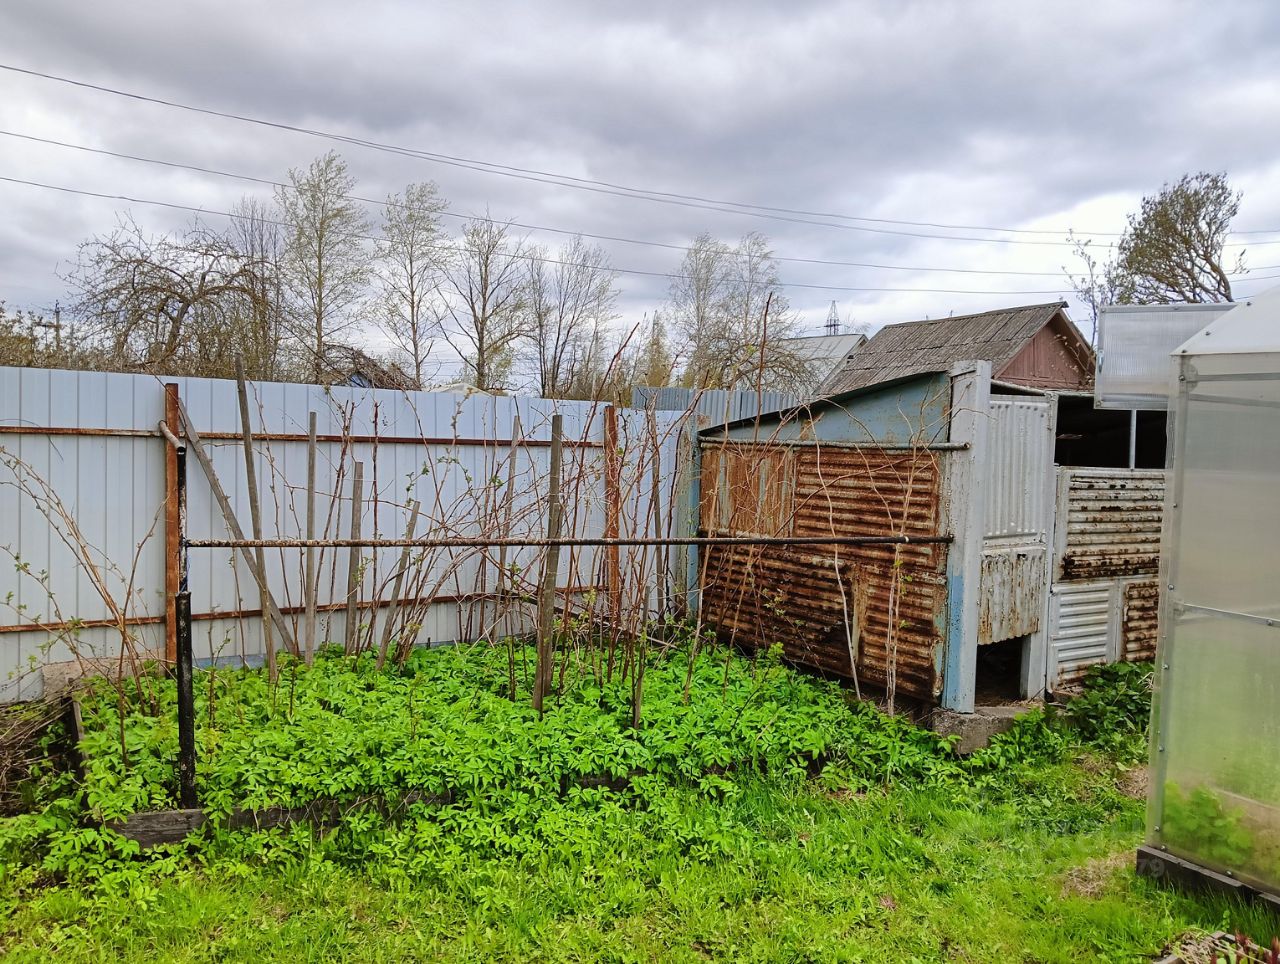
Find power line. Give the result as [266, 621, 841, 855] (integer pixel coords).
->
[6, 130, 1275, 285]
[0, 173, 1097, 296]
[0, 129, 1085, 279]
[9, 61, 1273, 248]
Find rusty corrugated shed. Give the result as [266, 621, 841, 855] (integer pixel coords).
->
[819, 302, 1090, 395]
[699, 444, 947, 701]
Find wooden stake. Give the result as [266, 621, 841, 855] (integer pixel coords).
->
[344, 461, 364, 654]
[603, 405, 621, 624]
[376, 499, 420, 670]
[497, 414, 522, 699]
[533, 414, 563, 713]
[303, 411, 318, 664]
[175, 396, 297, 654]
[235, 356, 278, 680]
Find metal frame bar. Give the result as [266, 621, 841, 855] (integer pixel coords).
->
[184, 535, 954, 550]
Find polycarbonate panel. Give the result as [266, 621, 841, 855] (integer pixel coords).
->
[1096, 303, 1233, 410]
[1149, 350, 1280, 893]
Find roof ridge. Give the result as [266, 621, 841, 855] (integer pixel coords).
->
[871, 301, 1067, 332]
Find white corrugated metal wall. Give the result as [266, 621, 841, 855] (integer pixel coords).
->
[978, 395, 1055, 653]
[0, 368, 685, 701]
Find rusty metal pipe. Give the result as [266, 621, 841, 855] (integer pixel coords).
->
[185, 535, 953, 550]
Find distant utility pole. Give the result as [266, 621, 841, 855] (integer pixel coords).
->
[825, 300, 840, 336]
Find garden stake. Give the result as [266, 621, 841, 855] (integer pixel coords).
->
[303, 411, 318, 664]
[534, 414, 564, 714]
[344, 461, 365, 654]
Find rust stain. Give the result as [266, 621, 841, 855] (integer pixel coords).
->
[1122, 580, 1160, 662]
[1058, 474, 1165, 582]
[978, 548, 1045, 645]
[699, 444, 947, 701]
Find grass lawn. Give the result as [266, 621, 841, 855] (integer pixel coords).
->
[0, 644, 1274, 961]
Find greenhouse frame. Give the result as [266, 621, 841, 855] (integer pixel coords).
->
[1142, 287, 1280, 904]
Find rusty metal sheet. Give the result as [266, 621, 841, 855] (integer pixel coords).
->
[700, 444, 796, 537]
[1122, 579, 1160, 662]
[978, 547, 1046, 644]
[699, 444, 948, 702]
[1056, 470, 1166, 582]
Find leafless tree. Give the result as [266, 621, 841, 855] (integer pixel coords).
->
[439, 217, 529, 391]
[229, 196, 290, 379]
[1063, 231, 1122, 346]
[67, 216, 262, 375]
[276, 152, 373, 380]
[376, 182, 447, 388]
[669, 231, 811, 391]
[524, 236, 619, 398]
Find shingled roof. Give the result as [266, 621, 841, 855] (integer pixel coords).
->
[819, 302, 1085, 395]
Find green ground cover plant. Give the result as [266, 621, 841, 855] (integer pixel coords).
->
[0, 643, 1275, 961]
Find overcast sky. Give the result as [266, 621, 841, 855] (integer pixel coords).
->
[2, 0, 1279, 377]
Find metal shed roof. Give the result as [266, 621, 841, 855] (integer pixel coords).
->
[819, 302, 1074, 395]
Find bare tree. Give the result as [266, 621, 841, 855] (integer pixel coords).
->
[1113, 171, 1244, 304]
[1063, 231, 1122, 346]
[276, 152, 373, 381]
[524, 236, 619, 398]
[229, 197, 289, 379]
[377, 182, 447, 388]
[670, 231, 810, 391]
[439, 217, 529, 391]
[68, 216, 261, 375]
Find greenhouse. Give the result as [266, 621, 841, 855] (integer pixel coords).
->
[1146, 286, 1280, 900]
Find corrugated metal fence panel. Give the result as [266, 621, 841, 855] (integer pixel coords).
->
[1049, 581, 1117, 689]
[984, 395, 1053, 541]
[699, 444, 948, 700]
[1055, 469, 1166, 582]
[0, 368, 682, 701]
[632, 387, 798, 426]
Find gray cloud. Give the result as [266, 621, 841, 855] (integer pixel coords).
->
[2, 0, 1278, 360]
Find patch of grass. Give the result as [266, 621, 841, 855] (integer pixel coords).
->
[0, 644, 1273, 961]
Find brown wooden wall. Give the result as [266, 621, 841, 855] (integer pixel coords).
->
[699, 442, 949, 702]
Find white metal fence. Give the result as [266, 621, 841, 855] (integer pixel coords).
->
[0, 367, 687, 701]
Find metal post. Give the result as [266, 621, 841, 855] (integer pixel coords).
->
[1129, 408, 1138, 469]
[175, 589, 197, 809]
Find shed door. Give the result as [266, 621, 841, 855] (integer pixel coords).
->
[978, 395, 1055, 646]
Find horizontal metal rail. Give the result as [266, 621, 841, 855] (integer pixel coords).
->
[0, 423, 605, 448]
[697, 437, 967, 452]
[186, 535, 954, 550]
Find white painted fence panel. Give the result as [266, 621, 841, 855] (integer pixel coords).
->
[0, 367, 686, 701]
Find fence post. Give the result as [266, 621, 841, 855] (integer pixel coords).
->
[533, 414, 563, 713]
[163, 383, 182, 667]
[603, 405, 621, 625]
[175, 589, 198, 809]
